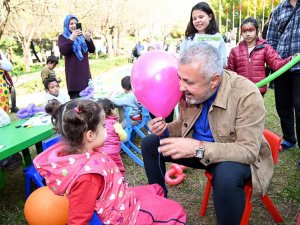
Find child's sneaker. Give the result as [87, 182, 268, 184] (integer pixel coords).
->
[280, 140, 296, 150]
[0, 153, 22, 171]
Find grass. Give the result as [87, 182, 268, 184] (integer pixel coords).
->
[1, 78, 299, 224]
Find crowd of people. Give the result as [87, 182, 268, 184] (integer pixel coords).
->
[0, 0, 299, 224]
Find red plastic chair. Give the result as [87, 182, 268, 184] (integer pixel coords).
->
[199, 129, 284, 224]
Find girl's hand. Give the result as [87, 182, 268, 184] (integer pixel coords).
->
[70, 30, 82, 41]
[148, 117, 167, 136]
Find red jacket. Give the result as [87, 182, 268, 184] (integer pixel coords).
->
[227, 39, 291, 94]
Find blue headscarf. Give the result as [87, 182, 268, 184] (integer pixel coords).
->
[63, 15, 88, 61]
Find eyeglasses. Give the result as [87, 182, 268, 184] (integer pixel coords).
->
[241, 26, 256, 33]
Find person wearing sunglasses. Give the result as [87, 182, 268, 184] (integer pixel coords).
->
[227, 17, 293, 96]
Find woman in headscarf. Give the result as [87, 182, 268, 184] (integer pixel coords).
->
[58, 14, 95, 99]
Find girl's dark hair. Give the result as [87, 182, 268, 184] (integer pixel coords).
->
[46, 55, 59, 65]
[44, 77, 59, 90]
[121, 76, 131, 91]
[45, 99, 103, 151]
[185, 2, 219, 39]
[96, 98, 115, 117]
[241, 17, 259, 35]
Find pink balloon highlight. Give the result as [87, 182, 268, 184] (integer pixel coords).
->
[131, 50, 182, 118]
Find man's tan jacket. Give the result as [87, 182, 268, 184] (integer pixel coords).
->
[168, 70, 274, 199]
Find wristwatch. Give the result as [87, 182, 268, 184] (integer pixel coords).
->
[194, 141, 205, 159]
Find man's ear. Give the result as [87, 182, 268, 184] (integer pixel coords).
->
[211, 74, 221, 89]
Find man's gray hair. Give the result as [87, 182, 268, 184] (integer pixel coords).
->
[179, 42, 223, 80]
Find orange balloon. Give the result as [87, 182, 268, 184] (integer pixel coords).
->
[24, 186, 69, 225]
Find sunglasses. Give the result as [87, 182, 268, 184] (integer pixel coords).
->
[241, 26, 256, 33]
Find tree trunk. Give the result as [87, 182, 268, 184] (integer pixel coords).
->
[218, 0, 222, 31]
[106, 34, 114, 57]
[238, 7, 242, 42]
[262, 0, 265, 28]
[22, 41, 33, 72]
[247, 2, 250, 17]
[30, 41, 41, 63]
[115, 28, 121, 55]
[226, 15, 228, 34]
[232, 5, 235, 30]
[0, 0, 11, 39]
[254, 0, 257, 18]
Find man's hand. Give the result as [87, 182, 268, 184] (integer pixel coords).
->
[158, 137, 199, 159]
[148, 117, 167, 136]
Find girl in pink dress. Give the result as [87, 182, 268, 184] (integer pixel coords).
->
[97, 98, 127, 177]
[34, 99, 186, 225]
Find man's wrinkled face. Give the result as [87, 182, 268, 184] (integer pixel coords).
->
[177, 61, 216, 104]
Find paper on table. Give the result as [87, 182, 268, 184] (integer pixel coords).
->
[22, 114, 52, 127]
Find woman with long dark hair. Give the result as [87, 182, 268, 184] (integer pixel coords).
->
[180, 2, 227, 66]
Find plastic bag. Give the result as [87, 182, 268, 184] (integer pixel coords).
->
[0, 107, 10, 127]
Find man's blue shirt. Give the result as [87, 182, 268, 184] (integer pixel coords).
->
[192, 90, 218, 142]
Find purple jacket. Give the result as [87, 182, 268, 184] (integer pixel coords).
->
[58, 35, 95, 92]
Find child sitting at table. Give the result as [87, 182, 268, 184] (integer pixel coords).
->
[43, 77, 69, 107]
[35, 99, 186, 224]
[97, 98, 127, 177]
[109, 76, 142, 128]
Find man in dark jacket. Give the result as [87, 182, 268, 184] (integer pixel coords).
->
[267, 0, 300, 149]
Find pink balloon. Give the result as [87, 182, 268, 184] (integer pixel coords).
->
[131, 50, 182, 118]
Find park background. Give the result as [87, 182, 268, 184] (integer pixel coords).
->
[0, 0, 299, 224]
[0, 0, 280, 74]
